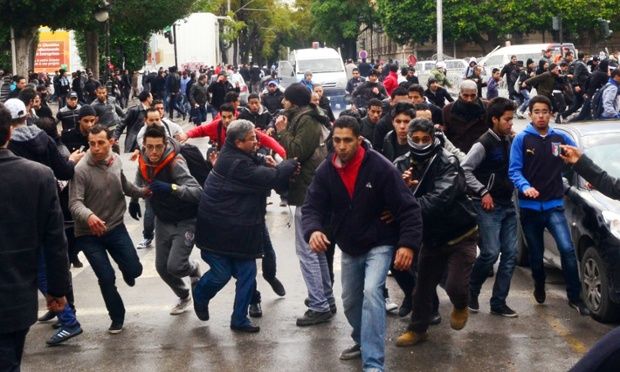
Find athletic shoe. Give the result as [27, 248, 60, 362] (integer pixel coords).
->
[296, 310, 333, 326]
[46, 324, 83, 346]
[569, 300, 591, 316]
[170, 296, 192, 315]
[398, 296, 412, 317]
[108, 321, 123, 334]
[339, 344, 361, 360]
[430, 312, 442, 325]
[468, 294, 479, 313]
[534, 282, 546, 304]
[491, 304, 518, 318]
[38, 311, 56, 322]
[385, 297, 398, 313]
[136, 238, 153, 249]
[71, 258, 84, 268]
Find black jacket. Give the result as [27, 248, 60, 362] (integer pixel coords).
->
[302, 144, 422, 256]
[208, 81, 238, 111]
[8, 125, 75, 181]
[0, 149, 71, 333]
[114, 104, 146, 153]
[424, 87, 453, 108]
[261, 90, 284, 114]
[61, 128, 89, 153]
[574, 154, 620, 200]
[238, 106, 272, 130]
[195, 142, 297, 258]
[57, 104, 82, 132]
[394, 145, 477, 248]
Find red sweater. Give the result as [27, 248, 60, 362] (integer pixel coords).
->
[383, 71, 399, 97]
[186, 119, 286, 158]
[332, 146, 366, 198]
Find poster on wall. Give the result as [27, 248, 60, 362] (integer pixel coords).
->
[34, 27, 71, 73]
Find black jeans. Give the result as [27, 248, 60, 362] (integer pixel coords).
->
[0, 328, 29, 372]
[251, 225, 279, 305]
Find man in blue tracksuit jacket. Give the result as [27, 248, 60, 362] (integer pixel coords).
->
[508, 95, 590, 316]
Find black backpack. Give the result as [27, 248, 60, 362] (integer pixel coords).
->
[591, 82, 612, 119]
[179, 143, 211, 187]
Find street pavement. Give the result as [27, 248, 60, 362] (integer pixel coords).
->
[21, 114, 617, 372]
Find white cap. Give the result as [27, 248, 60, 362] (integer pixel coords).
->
[4, 98, 27, 120]
[436, 61, 447, 69]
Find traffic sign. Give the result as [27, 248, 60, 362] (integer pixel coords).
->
[359, 50, 368, 60]
[408, 54, 417, 66]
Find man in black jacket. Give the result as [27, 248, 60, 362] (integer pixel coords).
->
[113, 90, 152, 153]
[193, 120, 298, 333]
[394, 119, 478, 347]
[189, 75, 209, 124]
[207, 72, 238, 118]
[302, 116, 422, 370]
[238, 93, 272, 130]
[62, 105, 98, 153]
[0, 103, 71, 369]
[424, 78, 454, 109]
[57, 91, 81, 132]
[261, 81, 284, 114]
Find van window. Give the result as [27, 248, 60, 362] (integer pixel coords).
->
[515, 53, 541, 64]
[485, 55, 504, 67]
[297, 59, 344, 74]
[446, 60, 466, 70]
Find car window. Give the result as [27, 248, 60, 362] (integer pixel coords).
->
[582, 133, 620, 179]
[297, 59, 343, 74]
[485, 55, 504, 67]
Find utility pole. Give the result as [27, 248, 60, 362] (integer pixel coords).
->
[173, 23, 178, 67]
[10, 27, 17, 75]
[436, 0, 443, 61]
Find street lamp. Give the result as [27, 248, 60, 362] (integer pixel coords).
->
[95, 1, 111, 82]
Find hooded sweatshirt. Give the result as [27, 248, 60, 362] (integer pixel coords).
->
[9, 125, 75, 181]
[69, 150, 145, 237]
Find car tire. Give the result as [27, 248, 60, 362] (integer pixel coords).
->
[581, 247, 620, 322]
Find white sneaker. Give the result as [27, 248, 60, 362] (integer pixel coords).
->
[170, 296, 192, 315]
[137, 238, 153, 249]
[385, 297, 398, 313]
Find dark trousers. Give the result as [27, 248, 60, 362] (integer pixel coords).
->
[0, 328, 28, 372]
[251, 225, 278, 305]
[563, 92, 584, 118]
[410, 234, 477, 334]
[143, 199, 155, 241]
[76, 224, 143, 323]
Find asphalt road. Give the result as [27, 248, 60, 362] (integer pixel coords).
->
[20, 113, 616, 372]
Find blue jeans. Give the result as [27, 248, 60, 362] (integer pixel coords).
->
[294, 207, 334, 312]
[520, 207, 581, 302]
[38, 254, 78, 327]
[75, 224, 143, 323]
[469, 203, 518, 308]
[518, 89, 531, 113]
[341, 245, 394, 372]
[194, 250, 257, 327]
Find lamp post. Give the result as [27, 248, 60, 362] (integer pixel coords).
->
[95, 1, 111, 82]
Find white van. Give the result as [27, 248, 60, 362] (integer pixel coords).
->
[278, 47, 348, 109]
[479, 43, 577, 72]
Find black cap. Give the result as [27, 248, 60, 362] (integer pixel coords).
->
[68, 91, 78, 99]
[78, 104, 97, 119]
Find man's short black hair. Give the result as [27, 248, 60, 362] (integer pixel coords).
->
[612, 68, 620, 78]
[352, 68, 359, 73]
[18, 87, 36, 105]
[369, 69, 380, 77]
[528, 95, 552, 112]
[368, 98, 383, 109]
[389, 63, 398, 73]
[88, 124, 111, 139]
[146, 107, 159, 117]
[152, 99, 164, 106]
[338, 109, 362, 123]
[143, 124, 167, 142]
[407, 84, 424, 96]
[248, 93, 260, 101]
[0, 103, 12, 147]
[224, 91, 239, 103]
[486, 97, 516, 128]
[219, 102, 235, 113]
[413, 103, 430, 111]
[138, 90, 151, 102]
[391, 86, 409, 99]
[333, 115, 360, 137]
[392, 102, 416, 119]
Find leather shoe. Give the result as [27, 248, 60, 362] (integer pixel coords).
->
[230, 324, 260, 333]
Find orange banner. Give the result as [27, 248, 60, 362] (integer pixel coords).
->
[35, 27, 70, 73]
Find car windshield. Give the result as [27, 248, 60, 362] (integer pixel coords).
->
[297, 59, 343, 73]
[582, 133, 620, 179]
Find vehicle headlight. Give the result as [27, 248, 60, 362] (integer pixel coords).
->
[602, 210, 620, 239]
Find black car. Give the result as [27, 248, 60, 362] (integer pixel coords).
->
[517, 122, 620, 322]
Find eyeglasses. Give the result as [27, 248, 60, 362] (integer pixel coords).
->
[145, 144, 165, 152]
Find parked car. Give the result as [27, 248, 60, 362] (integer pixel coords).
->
[517, 122, 620, 322]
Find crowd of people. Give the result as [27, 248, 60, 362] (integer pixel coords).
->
[2, 46, 620, 372]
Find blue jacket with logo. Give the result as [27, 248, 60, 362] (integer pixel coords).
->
[509, 123, 575, 211]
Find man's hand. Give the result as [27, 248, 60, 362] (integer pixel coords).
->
[380, 210, 395, 224]
[523, 187, 540, 199]
[372, 87, 379, 95]
[130, 149, 140, 162]
[46, 295, 67, 313]
[309, 231, 331, 253]
[402, 168, 419, 188]
[128, 201, 141, 220]
[266, 127, 275, 136]
[264, 155, 277, 168]
[559, 145, 582, 165]
[87, 214, 107, 236]
[149, 180, 173, 195]
[575, 86, 582, 93]
[177, 132, 189, 143]
[275, 115, 288, 133]
[481, 193, 495, 211]
[69, 150, 85, 163]
[393, 247, 414, 271]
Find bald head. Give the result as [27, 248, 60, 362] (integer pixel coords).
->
[459, 80, 478, 103]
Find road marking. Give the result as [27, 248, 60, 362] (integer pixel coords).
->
[540, 311, 588, 354]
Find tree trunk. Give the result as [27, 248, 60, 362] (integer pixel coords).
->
[85, 31, 100, 80]
[13, 27, 38, 76]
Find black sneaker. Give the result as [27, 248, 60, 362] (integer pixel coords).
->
[569, 300, 592, 316]
[266, 277, 286, 297]
[534, 282, 546, 304]
[398, 296, 412, 317]
[330, 302, 337, 315]
[108, 321, 123, 334]
[230, 323, 260, 333]
[192, 279, 209, 321]
[296, 309, 333, 326]
[71, 258, 84, 268]
[249, 303, 263, 318]
[46, 324, 83, 345]
[123, 273, 135, 287]
[491, 304, 518, 318]
[430, 312, 442, 325]
[339, 344, 361, 360]
[468, 295, 479, 313]
[38, 311, 56, 322]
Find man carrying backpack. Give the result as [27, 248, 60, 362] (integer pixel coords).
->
[131, 125, 203, 315]
[593, 68, 620, 120]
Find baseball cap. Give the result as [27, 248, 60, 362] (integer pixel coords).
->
[268, 80, 278, 86]
[78, 104, 97, 119]
[4, 98, 27, 120]
[68, 91, 78, 99]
